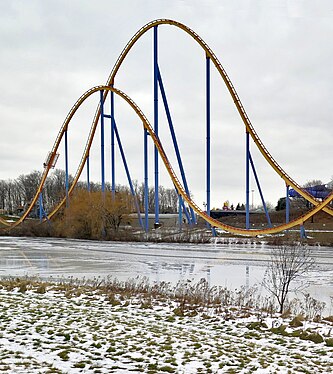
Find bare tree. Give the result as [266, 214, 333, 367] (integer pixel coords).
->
[0, 169, 180, 217]
[303, 179, 323, 188]
[0, 180, 8, 211]
[328, 175, 333, 190]
[18, 171, 42, 204]
[262, 244, 315, 314]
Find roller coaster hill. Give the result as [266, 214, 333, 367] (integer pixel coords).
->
[1, 19, 332, 240]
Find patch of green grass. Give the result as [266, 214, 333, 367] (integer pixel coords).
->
[160, 366, 176, 373]
[91, 342, 102, 349]
[314, 349, 327, 356]
[160, 344, 173, 351]
[325, 338, 333, 347]
[305, 333, 324, 344]
[244, 332, 261, 340]
[73, 362, 86, 368]
[0, 366, 12, 371]
[57, 350, 70, 361]
[247, 321, 268, 330]
[165, 357, 177, 365]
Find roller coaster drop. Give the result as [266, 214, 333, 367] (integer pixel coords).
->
[1, 19, 332, 236]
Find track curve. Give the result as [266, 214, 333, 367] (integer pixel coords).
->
[44, 87, 333, 236]
[1, 19, 331, 233]
[2, 86, 332, 235]
[105, 19, 333, 217]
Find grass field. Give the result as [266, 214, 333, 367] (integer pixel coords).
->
[0, 278, 332, 373]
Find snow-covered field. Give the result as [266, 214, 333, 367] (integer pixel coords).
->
[0, 284, 332, 373]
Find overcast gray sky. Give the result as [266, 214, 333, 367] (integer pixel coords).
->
[0, 0, 332, 208]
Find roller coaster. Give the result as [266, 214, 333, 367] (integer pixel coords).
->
[1, 19, 332, 236]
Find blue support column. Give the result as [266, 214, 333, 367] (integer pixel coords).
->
[38, 191, 48, 222]
[100, 90, 105, 195]
[212, 227, 217, 237]
[144, 128, 149, 232]
[110, 87, 116, 198]
[206, 56, 211, 222]
[246, 131, 250, 229]
[249, 152, 272, 227]
[86, 155, 90, 192]
[153, 25, 159, 227]
[178, 194, 183, 230]
[300, 224, 307, 239]
[64, 129, 69, 207]
[39, 192, 43, 222]
[286, 184, 290, 224]
[179, 197, 191, 224]
[157, 66, 196, 224]
[113, 120, 143, 229]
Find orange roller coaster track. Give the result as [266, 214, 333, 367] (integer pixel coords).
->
[1, 19, 332, 235]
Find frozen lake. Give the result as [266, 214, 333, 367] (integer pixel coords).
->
[0, 236, 332, 311]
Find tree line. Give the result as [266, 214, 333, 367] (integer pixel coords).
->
[1, 171, 332, 217]
[0, 169, 179, 216]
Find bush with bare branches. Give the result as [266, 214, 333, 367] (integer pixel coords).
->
[262, 244, 315, 314]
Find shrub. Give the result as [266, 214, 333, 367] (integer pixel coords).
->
[270, 324, 288, 336]
[289, 315, 304, 327]
[107, 294, 121, 307]
[19, 282, 28, 293]
[306, 333, 324, 344]
[36, 284, 47, 294]
[173, 307, 184, 317]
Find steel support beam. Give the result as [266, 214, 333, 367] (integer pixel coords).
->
[39, 192, 43, 222]
[113, 120, 143, 230]
[153, 25, 159, 226]
[246, 131, 250, 229]
[100, 90, 106, 195]
[157, 66, 196, 224]
[206, 56, 211, 221]
[38, 191, 48, 222]
[110, 87, 116, 198]
[64, 129, 69, 207]
[144, 128, 149, 232]
[249, 152, 272, 227]
[300, 224, 307, 239]
[286, 184, 290, 224]
[178, 195, 183, 230]
[86, 155, 90, 192]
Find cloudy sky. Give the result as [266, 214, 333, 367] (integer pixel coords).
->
[0, 0, 332, 208]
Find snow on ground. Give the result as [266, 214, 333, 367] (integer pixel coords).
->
[0, 285, 332, 373]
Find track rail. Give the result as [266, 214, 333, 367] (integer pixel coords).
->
[2, 86, 332, 235]
[106, 19, 333, 217]
[1, 19, 331, 232]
